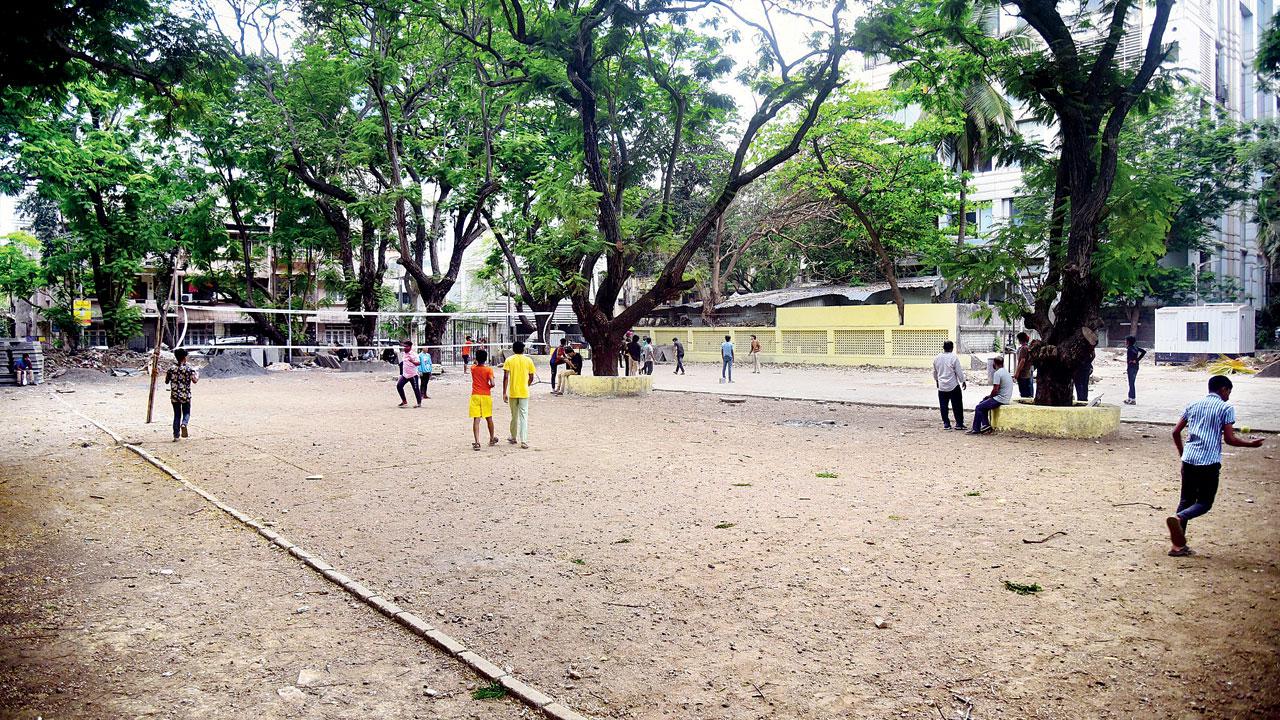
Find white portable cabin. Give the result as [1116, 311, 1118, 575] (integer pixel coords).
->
[1153, 304, 1255, 363]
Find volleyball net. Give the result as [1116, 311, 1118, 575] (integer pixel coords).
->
[163, 305, 557, 357]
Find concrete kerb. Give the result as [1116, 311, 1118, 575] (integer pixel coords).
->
[67, 405, 591, 720]
[651, 387, 1276, 432]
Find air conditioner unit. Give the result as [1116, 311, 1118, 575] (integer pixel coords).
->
[180, 293, 194, 303]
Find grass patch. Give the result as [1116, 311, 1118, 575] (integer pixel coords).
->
[1003, 580, 1042, 595]
[714, 522, 737, 529]
[816, 472, 838, 478]
[570, 558, 586, 565]
[471, 682, 507, 700]
[612, 538, 631, 544]
[965, 490, 981, 497]
[731, 482, 753, 487]
[887, 514, 905, 521]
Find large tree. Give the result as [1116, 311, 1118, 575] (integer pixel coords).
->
[784, 89, 959, 324]
[861, 0, 1176, 404]
[444, 0, 848, 374]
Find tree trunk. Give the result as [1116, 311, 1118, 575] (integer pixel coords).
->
[581, 319, 624, 377]
[956, 178, 968, 245]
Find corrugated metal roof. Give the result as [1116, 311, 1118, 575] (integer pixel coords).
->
[659, 276, 942, 311]
[485, 299, 576, 324]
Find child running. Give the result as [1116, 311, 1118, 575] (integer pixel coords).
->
[469, 349, 498, 450]
[164, 348, 198, 441]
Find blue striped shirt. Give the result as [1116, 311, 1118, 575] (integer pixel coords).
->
[1181, 394, 1236, 466]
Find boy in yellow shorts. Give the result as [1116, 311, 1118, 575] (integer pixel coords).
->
[469, 349, 498, 450]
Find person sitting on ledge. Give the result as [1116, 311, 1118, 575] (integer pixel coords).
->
[969, 356, 1014, 435]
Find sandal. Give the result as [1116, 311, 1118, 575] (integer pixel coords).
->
[489, 438, 499, 446]
[472, 442, 481, 451]
[1168, 546, 1196, 557]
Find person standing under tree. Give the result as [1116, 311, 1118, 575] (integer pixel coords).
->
[1165, 375, 1264, 556]
[502, 340, 537, 449]
[642, 337, 655, 375]
[1124, 335, 1146, 405]
[672, 337, 685, 375]
[164, 348, 198, 441]
[550, 338, 568, 391]
[626, 334, 642, 377]
[749, 334, 762, 373]
[1073, 348, 1094, 403]
[1013, 332, 1034, 398]
[932, 340, 967, 431]
[396, 340, 422, 408]
[720, 335, 735, 384]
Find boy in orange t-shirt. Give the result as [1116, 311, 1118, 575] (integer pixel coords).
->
[469, 349, 498, 450]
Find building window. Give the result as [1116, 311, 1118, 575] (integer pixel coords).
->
[863, 53, 886, 70]
[1003, 198, 1024, 226]
[1186, 322, 1209, 342]
[324, 325, 355, 345]
[183, 324, 216, 346]
[85, 328, 109, 347]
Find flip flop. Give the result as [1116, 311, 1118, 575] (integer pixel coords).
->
[1165, 516, 1186, 548]
[1168, 546, 1196, 557]
[472, 442, 481, 451]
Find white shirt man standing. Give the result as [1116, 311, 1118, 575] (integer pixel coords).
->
[932, 340, 967, 430]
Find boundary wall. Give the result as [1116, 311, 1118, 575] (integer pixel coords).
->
[645, 304, 959, 368]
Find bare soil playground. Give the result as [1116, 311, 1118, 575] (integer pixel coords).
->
[2, 369, 1277, 719]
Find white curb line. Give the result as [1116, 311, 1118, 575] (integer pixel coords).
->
[68, 405, 591, 720]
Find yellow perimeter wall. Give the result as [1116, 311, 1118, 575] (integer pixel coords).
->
[646, 304, 958, 368]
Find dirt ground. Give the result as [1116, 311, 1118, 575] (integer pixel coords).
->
[2, 367, 1278, 720]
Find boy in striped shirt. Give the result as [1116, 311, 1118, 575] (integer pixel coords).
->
[1166, 375, 1264, 557]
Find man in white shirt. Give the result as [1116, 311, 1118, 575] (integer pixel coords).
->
[969, 356, 1014, 435]
[932, 340, 967, 431]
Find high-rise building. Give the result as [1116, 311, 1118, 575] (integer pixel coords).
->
[855, 0, 1278, 309]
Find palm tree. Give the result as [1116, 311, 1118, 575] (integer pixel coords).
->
[941, 77, 1016, 244]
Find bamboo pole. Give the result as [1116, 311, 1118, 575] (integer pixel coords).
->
[145, 268, 177, 424]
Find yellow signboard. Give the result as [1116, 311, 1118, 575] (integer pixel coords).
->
[73, 299, 92, 327]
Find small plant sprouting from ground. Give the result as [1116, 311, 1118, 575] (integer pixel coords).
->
[714, 522, 736, 529]
[1003, 580, 1042, 595]
[472, 682, 507, 700]
[612, 538, 632, 544]
[816, 472, 838, 478]
[732, 483, 753, 487]
[887, 514, 905, 521]
[570, 558, 586, 565]
[965, 490, 981, 497]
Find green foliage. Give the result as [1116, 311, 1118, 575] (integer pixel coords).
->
[0, 233, 43, 306]
[1259, 14, 1280, 86]
[1003, 580, 1042, 595]
[942, 91, 1258, 317]
[781, 88, 959, 316]
[471, 682, 506, 700]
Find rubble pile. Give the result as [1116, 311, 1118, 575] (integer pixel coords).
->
[43, 346, 151, 377]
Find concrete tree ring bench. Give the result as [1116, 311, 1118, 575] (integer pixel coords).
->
[991, 399, 1121, 439]
[561, 374, 652, 397]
